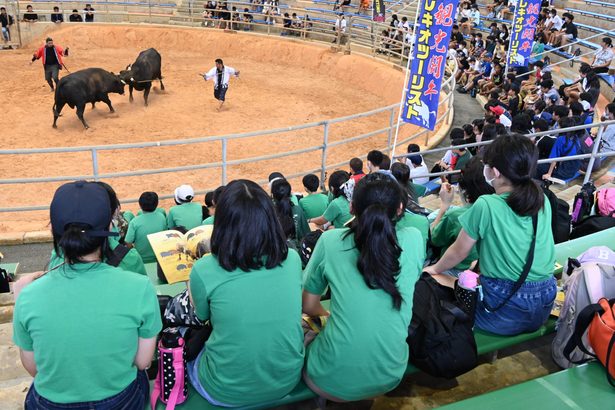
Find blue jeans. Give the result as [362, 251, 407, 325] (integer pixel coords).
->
[475, 276, 557, 336]
[187, 348, 234, 407]
[25, 371, 149, 410]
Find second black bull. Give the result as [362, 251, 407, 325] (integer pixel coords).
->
[120, 48, 165, 106]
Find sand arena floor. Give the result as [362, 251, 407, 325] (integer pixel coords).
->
[0, 24, 444, 233]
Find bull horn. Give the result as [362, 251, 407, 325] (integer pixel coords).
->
[130, 77, 134, 82]
[120, 79, 126, 85]
[127, 64, 132, 70]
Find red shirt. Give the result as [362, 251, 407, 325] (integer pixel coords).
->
[33, 45, 64, 66]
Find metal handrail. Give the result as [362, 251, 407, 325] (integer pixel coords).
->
[0, 14, 458, 213]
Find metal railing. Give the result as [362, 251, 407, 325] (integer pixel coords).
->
[393, 120, 615, 185]
[0, 14, 457, 213]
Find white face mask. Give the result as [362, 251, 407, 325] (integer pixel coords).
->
[483, 165, 496, 187]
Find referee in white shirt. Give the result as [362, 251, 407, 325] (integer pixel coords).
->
[202, 58, 240, 110]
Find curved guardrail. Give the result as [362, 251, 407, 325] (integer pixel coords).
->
[0, 8, 457, 213]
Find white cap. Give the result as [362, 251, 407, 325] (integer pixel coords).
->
[174, 184, 194, 203]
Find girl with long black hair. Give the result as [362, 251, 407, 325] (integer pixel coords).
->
[188, 180, 304, 407]
[302, 173, 425, 401]
[425, 134, 556, 336]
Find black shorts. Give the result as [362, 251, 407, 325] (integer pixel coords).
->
[214, 86, 228, 101]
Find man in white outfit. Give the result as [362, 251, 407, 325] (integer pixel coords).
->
[202, 58, 240, 110]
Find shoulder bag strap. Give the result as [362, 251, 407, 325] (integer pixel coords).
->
[106, 244, 130, 267]
[483, 214, 538, 313]
[563, 302, 603, 363]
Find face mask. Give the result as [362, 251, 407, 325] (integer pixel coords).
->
[483, 165, 496, 187]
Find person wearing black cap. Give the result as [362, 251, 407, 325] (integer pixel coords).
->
[549, 12, 577, 47]
[13, 181, 161, 409]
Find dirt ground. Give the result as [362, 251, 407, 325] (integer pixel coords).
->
[0, 24, 445, 233]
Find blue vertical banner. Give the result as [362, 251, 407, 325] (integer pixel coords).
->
[401, 0, 457, 131]
[372, 0, 385, 22]
[507, 0, 541, 68]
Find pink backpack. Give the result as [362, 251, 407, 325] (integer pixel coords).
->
[598, 188, 615, 218]
[151, 331, 188, 410]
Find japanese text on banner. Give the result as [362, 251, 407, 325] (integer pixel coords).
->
[507, 0, 541, 68]
[401, 0, 457, 131]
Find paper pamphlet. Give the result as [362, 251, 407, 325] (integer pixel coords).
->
[147, 225, 213, 284]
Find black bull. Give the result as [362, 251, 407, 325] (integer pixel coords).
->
[53, 68, 125, 129]
[119, 48, 165, 106]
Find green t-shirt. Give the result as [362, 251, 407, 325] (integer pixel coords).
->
[189, 250, 305, 405]
[459, 194, 555, 282]
[138, 208, 167, 217]
[125, 211, 168, 264]
[299, 193, 329, 219]
[431, 206, 477, 271]
[292, 203, 310, 241]
[454, 150, 473, 171]
[167, 202, 202, 231]
[323, 196, 353, 228]
[202, 215, 215, 225]
[49, 236, 147, 276]
[123, 210, 135, 223]
[12, 262, 161, 403]
[303, 227, 425, 400]
[397, 211, 429, 249]
[410, 182, 427, 199]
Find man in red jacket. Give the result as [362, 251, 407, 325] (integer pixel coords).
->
[31, 37, 69, 91]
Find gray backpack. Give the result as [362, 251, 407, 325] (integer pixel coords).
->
[552, 246, 615, 368]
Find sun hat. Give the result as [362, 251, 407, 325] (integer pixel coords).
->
[174, 184, 195, 203]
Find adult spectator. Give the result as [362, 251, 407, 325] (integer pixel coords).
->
[549, 12, 577, 47]
[533, 118, 556, 177]
[167, 184, 203, 230]
[69, 9, 83, 22]
[13, 181, 161, 409]
[430, 157, 494, 276]
[561, 63, 601, 105]
[590, 38, 613, 74]
[405, 143, 429, 185]
[242, 8, 253, 30]
[543, 116, 583, 181]
[302, 173, 424, 401]
[366, 149, 386, 173]
[425, 134, 557, 336]
[83, 4, 95, 22]
[22, 5, 38, 22]
[349, 157, 366, 183]
[125, 192, 168, 264]
[309, 170, 352, 229]
[299, 174, 329, 219]
[540, 79, 559, 104]
[188, 180, 304, 407]
[551, 104, 570, 130]
[334, 14, 347, 44]
[599, 102, 615, 154]
[51, 6, 63, 23]
[0, 7, 14, 47]
[546, 9, 563, 32]
[451, 24, 464, 45]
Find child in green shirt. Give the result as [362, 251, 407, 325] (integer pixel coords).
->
[303, 173, 425, 401]
[430, 157, 494, 275]
[424, 135, 557, 336]
[188, 180, 304, 406]
[309, 170, 353, 229]
[125, 192, 168, 263]
[299, 174, 329, 219]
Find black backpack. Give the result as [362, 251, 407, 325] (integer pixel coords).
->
[570, 216, 615, 240]
[407, 273, 478, 379]
[299, 230, 323, 268]
[571, 181, 596, 226]
[543, 183, 571, 244]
